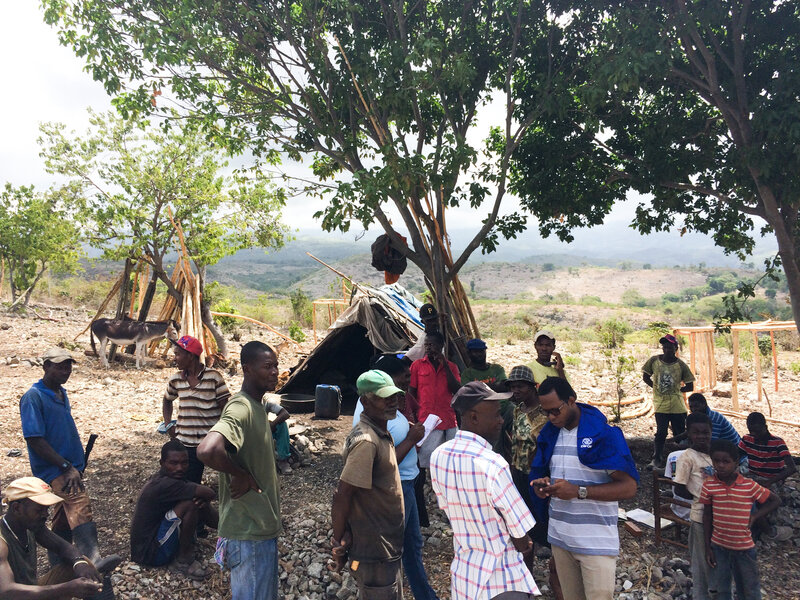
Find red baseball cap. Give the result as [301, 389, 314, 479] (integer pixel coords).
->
[173, 335, 203, 356]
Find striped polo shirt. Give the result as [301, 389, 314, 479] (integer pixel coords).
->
[548, 427, 620, 556]
[707, 408, 741, 444]
[164, 367, 231, 447]
[699, 474, 770, 550]
[738, 434, 791, 478]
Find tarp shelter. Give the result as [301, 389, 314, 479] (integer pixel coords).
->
[278, 284, 424, 404]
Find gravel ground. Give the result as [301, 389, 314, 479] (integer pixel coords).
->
[2, 304, 800, 598]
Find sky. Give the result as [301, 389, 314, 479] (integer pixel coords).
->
[0, 4, 776, 265]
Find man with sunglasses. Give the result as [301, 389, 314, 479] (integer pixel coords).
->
[529, 377, 639, 600]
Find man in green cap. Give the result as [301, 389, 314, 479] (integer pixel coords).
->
[331, 370, 405, 600]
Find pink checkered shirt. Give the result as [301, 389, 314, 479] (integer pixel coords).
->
[430, 430, 541, 600]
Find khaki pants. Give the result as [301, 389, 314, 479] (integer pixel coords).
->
[351, 558, 402, 600]
[551, 545, 616, 600]
[38, 558, 94, 586]
[50, 473, 94, 530]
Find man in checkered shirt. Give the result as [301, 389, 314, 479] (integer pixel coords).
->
[430, 382, 541, 600]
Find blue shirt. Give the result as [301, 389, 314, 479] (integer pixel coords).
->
[706, 408, 741, 445]
[20, 380, 85, 483]
[353, 401, 419, 481]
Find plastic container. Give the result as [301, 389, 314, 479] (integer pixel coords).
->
[315, 384, 342, 419]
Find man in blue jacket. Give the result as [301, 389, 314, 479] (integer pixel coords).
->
[530, 377, 638, 600]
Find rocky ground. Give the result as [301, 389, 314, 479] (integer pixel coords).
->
[2, 304, 800, 599]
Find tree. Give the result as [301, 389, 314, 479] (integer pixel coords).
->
[39, 111, 287, 355]
[0, 184, 82, 309]
[510, 1, 800, 333]
[42, 0, 582, 356]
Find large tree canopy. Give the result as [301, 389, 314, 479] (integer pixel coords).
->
[511, 1, 800, 329]
[43, 0, 582, 352]
[39, 111, 287, 354]
[0, 184, 82, 308]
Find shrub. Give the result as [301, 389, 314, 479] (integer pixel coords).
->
[211, 297, 239, 334]
[289, 321, 306, 343]
[791, 361, 800, 376]
[542, 263, 555, 272]
[289, 288, 312, 325]
[596, 318, 632, 348]
[621, 289, 648, 307]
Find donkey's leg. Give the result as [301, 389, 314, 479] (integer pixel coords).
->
[99, 337, 110, 369]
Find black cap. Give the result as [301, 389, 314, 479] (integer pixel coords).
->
[451, 381, 512, 414]
[419, 303, 438, 318]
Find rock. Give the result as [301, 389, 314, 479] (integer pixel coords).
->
[289, 425, 308, 436]
[0, 323, 10, 330]
[307, 562, 324, 579]
[7, 356, 20, 365]
[6, 448, 21, 457]
[651, 566, 663, 580]
[623, 580, 634, 591]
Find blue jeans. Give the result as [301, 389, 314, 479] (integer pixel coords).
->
[402, 479, 439, 600]
[709, 543, 761, 600]
[227, 538, 279, 600]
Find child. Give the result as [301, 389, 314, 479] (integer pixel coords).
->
[672, 413, 714, 600]
[700, 439, 781, 600]
[642, 334, 695, 469]
[738, 411, 795, 541]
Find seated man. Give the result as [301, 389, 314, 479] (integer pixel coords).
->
[0, 477, 118, 599]
[739, 412, 797, 488]
[130, 440, 218, 580]
[265, 401, 293, 475]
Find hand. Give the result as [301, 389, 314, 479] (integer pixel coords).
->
[61, 467, 85, 495]
[552, 352, 564, 370]
[73, 561, 102, 583]
[530, 477, 551, 499]
[511, 534, 533, 556]
[270, 421, 278, 433]
[407, 422, 425, 445]
[168, 426, 177, 439]
[328, 532, 352, 572]
[63, 577, 103, 598]
[193, 497, 209, 510]
[706, 545, 716, 568]
[230, 471, 261, 499]
[542, 478, 579, 500]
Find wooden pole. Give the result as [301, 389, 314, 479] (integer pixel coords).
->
[752, 331, 763, 404]
[73, 273, 124, 341]
[210, 311, 299, 345]
[313, 302, 318, 345]
[732, 330, 740, 411]
[770, 331, 779, 392]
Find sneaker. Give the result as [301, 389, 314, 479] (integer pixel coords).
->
[277, 460, 293, 475]
[765, 526, 793, 542]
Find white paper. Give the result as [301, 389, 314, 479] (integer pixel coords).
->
[625, 508, 674, 530]
[417, 414, 443, 447]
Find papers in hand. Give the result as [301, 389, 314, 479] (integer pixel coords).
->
[417, 414, 442, 447]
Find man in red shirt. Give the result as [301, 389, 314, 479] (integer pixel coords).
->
[409, 331, 461, 469]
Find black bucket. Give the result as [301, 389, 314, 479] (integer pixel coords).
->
[315, 384, 342, 419]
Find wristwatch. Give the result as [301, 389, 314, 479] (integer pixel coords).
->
[577, 486, 588, 500]
[59, 461, 71, 472]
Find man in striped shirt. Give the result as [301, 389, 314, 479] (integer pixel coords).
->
[738, 411, 796, 487]
[163, 335, 231, 484]
[688, 393, 741, 445]
[430, 381, 540, 600]
[530, 377, 638, 600]
[700, 439, 781, 600]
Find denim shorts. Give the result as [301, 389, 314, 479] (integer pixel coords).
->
[152, 510, 181, 566]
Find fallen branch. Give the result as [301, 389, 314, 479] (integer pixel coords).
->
[31, 309, 60, 322]
[210, 311, 299, 345]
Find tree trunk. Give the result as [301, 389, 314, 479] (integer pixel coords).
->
[197, 265, 228, 359]
[20, 264, 47, 309]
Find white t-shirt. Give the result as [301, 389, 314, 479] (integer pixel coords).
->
[664, 450, 691, 520]
[673, 447, 714, 523]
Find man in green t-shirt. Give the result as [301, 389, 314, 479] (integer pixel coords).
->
[460, 338, 507, 391]
[529, 330, 569, 385]
[198, 341, 282, 600]
[642, 334, 695, 469]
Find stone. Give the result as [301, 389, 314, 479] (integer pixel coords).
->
[307, 562, 324, 579]
[651, 566, 663, 580]
[623, 580, 634, 591]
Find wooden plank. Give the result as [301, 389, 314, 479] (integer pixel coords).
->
[771, 331, 779, 392]
[715, 407, 800, 429]
[752, 330, 763, 404]
[210, 311, 299, 345]
[732, 330, 740, 411]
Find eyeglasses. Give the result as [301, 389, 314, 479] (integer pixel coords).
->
[543, 402, 568, 417]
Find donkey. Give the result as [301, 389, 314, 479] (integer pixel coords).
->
[90, 318, 180, 369]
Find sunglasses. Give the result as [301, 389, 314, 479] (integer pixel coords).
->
[543, 402, 568, 417]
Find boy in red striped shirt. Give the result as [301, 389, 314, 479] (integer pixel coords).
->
[700, 439, 781, 600]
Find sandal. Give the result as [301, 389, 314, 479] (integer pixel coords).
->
[170, 559, 207, 581]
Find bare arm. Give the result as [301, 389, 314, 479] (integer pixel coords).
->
[25, 438, 83, 494]
[642, 373, 653, 388]
[162, 398, 177, 439]
[673, 482, 693, 500]
[197, 432, 259, 499]
[395, 422, 424, 462]
[270, 408, 290, 431]
[703, 504, 715, 567]
[194, 484, 217, 503]
[329, 480, 356, 571]
[0, 539, 101, 600]
[750, 491, 781, 526]
[551, 352, 566, 380]
[760, 456, 797, 487]
[444, 364, 461, 394]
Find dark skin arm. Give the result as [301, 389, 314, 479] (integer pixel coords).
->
[197, 432, 260, 499]
[752, 456, 797, 488]
[531, 470, 637, 501]
[162, 398, 177, 439]
[330, 480, 356, 571]
[642, 373, 692, 393]
[673, 482, 694, 501]
[269, 407, 290, 432]
[25, 438, 83, 495]
[703, 504, 715, 568]
[33, 528, 100, 583]
[0, 539, 101, 599]
[395, 422, 424, 462]
[749, 491, 781, 527]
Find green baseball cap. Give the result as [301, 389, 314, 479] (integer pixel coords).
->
[356, 369, 403, 398]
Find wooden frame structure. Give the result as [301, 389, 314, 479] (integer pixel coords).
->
[674, 320, 800, 427]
